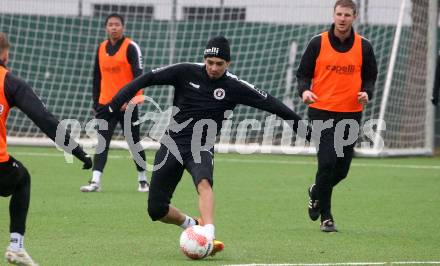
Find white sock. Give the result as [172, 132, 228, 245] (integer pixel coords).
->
[91, 170, 102, 184]
[9, 232, 24, 251]
[179, 216, 197, 229]
[137, 171, 147, 182]
[204, 224, 215, 240]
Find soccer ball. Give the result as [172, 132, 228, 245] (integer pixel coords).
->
[179, 225, 213, 259]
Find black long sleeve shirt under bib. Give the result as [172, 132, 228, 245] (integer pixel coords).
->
[110, 63, 305, 146]
[0, 60, 87, 160]
[2, 60, 66, 141]
[92, 36, 143, 109]
[296, 24, 378, 102]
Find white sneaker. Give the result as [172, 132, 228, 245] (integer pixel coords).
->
[138, 181, 149, 192]
[5, 247, 39, 266]
[80, 182, 101, 192]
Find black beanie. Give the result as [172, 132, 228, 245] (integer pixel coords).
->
[204, 36, 231, 62]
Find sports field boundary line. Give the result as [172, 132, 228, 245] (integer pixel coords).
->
[217, 158, 440, 170]
[223, 261, 440, 266]
[11, 151, 440, 170]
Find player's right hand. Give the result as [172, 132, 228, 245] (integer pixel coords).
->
[120, 102, 128, 111]
[302, 90, 318, 104]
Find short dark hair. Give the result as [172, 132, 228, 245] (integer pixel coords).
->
[104, 13, 125, 26]
[0, 32, 10, 55]
[334, 0, 357, 16]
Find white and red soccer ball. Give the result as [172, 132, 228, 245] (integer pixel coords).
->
[179, 225, 213, 259]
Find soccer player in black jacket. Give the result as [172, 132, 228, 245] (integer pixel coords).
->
[99, 36, 308, 256]
[0, 32, 92, 265]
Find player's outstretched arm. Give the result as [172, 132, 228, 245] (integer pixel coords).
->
[234, 84, 311, 141]
[360, 38, 378, 101]
[96, 71, 156, 118]
[99, 63, 184, 117]
[5, 73, 92, 169]
[253, 94, 312, 141]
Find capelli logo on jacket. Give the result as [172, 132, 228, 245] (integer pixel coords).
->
[325, 64, 355, 74]
[102, 66, 122, 74]
[0, 104, 3, 115]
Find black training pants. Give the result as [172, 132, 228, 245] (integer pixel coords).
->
[147, 143, 214, 221]
[93, 105, 146, 173]
[0, 157, 31, 235]
[309, 107, 362, 221]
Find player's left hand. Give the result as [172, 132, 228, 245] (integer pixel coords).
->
[358, 92, 369, 105]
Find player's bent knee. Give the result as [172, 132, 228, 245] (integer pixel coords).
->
[198, 178, 212, 187]
[195, 177, 213, 188]
[0, 164, 25, 197]
[334, 168, 349, 181]
[0, 171, 30, 197]
[147, 200, 169, 221]
[338, 173, 348, 180]
[318, 161, 337, 176]
[18, 168, 31, 188]
[196, 178, 213, 193]
[0, 175, 15, 196]
[333, 174, 348, 186]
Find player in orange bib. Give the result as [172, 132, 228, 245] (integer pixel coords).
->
[0, 32, 92, 266]
[296, 0, 378, 232]
[80, 13, 148, 193]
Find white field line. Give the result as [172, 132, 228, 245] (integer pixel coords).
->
[11, 151, 440, 170]
[223, 262, 440, 266]
[216, 158, 440, 170]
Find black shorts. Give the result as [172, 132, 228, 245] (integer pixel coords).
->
[148, 144, 214, 207]
[0, 156, 26, 197]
